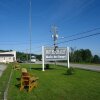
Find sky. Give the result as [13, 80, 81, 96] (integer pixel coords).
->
[0, 0, 100, 55]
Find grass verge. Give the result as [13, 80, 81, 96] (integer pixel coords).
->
[5, 64, 100, 100]
[0, 64, 12, 99]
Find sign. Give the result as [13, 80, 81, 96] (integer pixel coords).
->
[42, 46, 70, 71]
[44, 47, 67, 61]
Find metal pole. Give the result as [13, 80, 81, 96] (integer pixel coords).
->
[26, 49, 29, 62]
[29, 0, 32, 70]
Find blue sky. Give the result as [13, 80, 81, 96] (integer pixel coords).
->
[0, 0, 100, 55]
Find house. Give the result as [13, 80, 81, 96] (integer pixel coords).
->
[0, 51, 16, 63]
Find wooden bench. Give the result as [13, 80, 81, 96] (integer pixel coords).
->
[22, 68, 27, 73]
[20, 68, 39, 92]
[13, 62, 20, 70]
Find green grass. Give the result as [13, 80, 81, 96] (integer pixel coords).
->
[2, 64, 100, 100]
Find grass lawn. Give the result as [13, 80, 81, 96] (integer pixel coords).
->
[2, 64, 100, 100]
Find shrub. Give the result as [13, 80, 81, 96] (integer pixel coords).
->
[67, 67, 74, 75]
[45, 64, 50, 69]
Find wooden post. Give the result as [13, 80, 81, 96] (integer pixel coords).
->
[42, 46, 45, 71]
[67, 47, 70, 68]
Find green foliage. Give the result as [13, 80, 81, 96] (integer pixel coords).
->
[69, 48, 100, 63]
[16, 52, 42, 61]
[67, 67, 74, 75]
[81, 49, 93, 62]
[36, 55, 42, 61]
[92, 55, 100, 63]
[45, 64, 50, 69]
[16, 52, 29, 61]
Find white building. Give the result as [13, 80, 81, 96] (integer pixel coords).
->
[0, 51, 16, 63]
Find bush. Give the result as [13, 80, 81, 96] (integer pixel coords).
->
[45, 64, 50, 69]
[67, 67, 74, 75]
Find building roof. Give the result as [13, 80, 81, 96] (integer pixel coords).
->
[0, 54, 14, 57]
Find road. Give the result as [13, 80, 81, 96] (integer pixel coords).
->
[35, 61, 100, 72]
[56, 62, 100, 72]
[0, 64, 7, 77]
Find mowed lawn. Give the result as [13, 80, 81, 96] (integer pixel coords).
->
[5, 64, 100, 100]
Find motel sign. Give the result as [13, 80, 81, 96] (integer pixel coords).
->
[44, 47, 67, 61]
[42, 46, 70, 71]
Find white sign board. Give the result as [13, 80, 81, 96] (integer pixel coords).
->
[44, 47, 67, 61]
[42, 46, 70, 71]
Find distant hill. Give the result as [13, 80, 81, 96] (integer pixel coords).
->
[0, 50, 13, 52]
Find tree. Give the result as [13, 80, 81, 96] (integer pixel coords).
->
[70, 49, 93, 63]
[69, 47, 76, 62]
[36, 55, 42, 61]
[73, 50, 82, 62]
[16, 52, 42, 61]
[92, 55, 100, 63]
[81, 49, 92, 63]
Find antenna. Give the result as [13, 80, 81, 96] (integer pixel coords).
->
[29, 0, 32, 70]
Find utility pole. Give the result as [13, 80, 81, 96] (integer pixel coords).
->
[51, 25, 58, 51]
[51, 25, 58, 65]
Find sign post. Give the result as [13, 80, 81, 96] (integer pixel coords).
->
[42, 46, 45, 71]
[67, 47, 70, 68]
[42, 46, 70, 71]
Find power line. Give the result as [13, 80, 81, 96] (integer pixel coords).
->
[38, 28, 100, 46]
[57, 32, 100, 45]
[1, 27, 100, 52]
[11, 32, 100, 53]
[0, 43, 29, 45]
[1, 27, 99, 46]
[59, 27, 100, 40]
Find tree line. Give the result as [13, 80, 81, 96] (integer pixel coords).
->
[70, 48, 100, 64]
[16, 52, 42, 61]
[16, 48, 100, 64]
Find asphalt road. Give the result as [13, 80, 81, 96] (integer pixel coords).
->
[0, 64, 7, 77]
[35, 61, 100, 72]
[56, 62, 100, 72]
